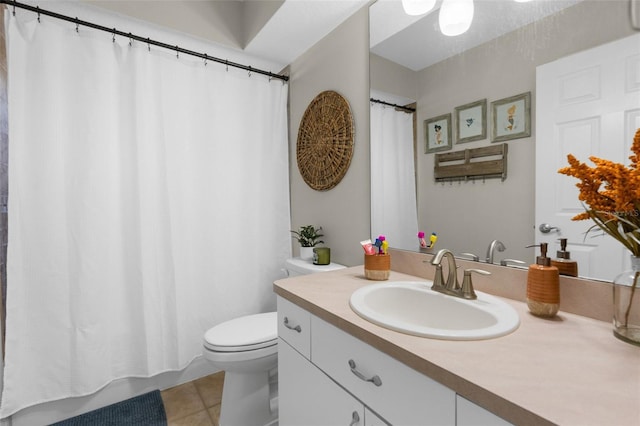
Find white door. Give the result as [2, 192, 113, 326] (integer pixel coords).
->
[536, 34, 640, 281]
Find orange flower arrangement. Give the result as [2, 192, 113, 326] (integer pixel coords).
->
[558, 128, 640, 256]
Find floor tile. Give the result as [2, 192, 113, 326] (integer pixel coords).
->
[161, 382, 206, 421]
[208, 405, 221, 426]
[194, 372, 225, 408]
[166, 410, 213, 426]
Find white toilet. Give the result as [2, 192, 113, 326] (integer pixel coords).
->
[202, 257, 346, 426]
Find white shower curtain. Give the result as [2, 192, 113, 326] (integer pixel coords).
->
[370, 102, 419, 251]
[1, 11, 290, 417]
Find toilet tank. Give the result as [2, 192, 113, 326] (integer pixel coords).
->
[284, 257, 346, 277]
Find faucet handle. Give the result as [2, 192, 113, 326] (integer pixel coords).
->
[459, 252, 479, 262]
[461, 269, 491, 300]
[424, 260, 446, 291]
[500, 258, 526, 267]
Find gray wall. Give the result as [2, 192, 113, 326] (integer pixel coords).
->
[372, 0, 636, 263]
[288, 7, 370, 267]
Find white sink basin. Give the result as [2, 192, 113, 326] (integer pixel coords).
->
[349, 281, 520, 340]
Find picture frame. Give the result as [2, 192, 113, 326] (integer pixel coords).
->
[455, 99, 487, 144]
[424, 113, 452, 153]
[491, 92, 531, 142]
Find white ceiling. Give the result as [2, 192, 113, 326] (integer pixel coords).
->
[86, 0, 370, 72]
[84, 0, 583, 73]
[370, 0, 582, 72]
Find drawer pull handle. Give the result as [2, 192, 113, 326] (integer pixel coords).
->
[283, 317, 301, 333]
[348, 359, 382, 387]
[349, 411, 360, 426]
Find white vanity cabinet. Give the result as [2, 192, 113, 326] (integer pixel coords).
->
[277, 296, 457, 425]
[312, 315, 456, 425]
[279, 339, 365, 425]
[456, 395, 513, 426]
[277, 297, 387, 426]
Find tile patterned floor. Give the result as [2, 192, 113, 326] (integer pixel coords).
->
[161, 372, 224, 426]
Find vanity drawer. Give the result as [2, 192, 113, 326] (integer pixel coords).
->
[311, 315, 455, 426]
[277, 296, 311, 359]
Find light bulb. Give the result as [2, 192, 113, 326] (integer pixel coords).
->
[401, 0, 437, 16]
[439, 0, 475, 36]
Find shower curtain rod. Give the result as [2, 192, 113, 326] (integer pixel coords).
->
[370, 98, 415, 113]
[1, 0, 289, 82]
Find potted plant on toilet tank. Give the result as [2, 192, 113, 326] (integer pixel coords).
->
[291, 225, 324, 261]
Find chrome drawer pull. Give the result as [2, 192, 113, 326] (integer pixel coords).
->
[283, 316, 301, 333]
[349, 411, 360, 426]
[348, 359, 382, 386]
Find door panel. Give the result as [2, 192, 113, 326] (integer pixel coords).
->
[536, 34, 640, 281]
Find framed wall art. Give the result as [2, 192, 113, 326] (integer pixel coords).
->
[455, 99, 487, 144]
[491, 92, 531, 142]
[424, 113, 452, 153]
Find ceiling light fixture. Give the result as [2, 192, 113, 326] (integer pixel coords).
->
[401, 0, 437, 16]
[439, 0, 475, 36]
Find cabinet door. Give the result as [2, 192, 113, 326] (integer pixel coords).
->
[279, 338, 365, 426]
[456, 395, 512, 426]
[365, 407, 389, 426]
[312, 316, 456, 425]
[277, 296, 311, 359]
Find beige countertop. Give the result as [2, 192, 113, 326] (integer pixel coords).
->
[273, 267, 640, 426]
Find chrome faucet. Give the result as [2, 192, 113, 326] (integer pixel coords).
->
[485, 239, 506, 264]
[430, 249, 490, 300]
[431, 249, 460, 293]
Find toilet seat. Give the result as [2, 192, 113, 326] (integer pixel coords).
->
[204, 312, 277, 353]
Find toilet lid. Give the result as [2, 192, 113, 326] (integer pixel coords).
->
[204, 312, 277, 352]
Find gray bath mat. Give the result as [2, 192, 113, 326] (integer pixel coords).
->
[50, 390, 167, 426]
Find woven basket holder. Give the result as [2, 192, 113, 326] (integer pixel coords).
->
[364, 254, 390, 281]
[296, 90, 354, 191]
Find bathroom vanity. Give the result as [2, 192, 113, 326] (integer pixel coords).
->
[273, 263, 639, 425]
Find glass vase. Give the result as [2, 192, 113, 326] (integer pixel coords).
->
[612, 255, 640, 346]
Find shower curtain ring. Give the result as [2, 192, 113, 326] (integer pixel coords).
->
[75, 18, 79, 33]
[225, 60, 229, 72]
[175, 46, 179, 59]
[12, 3, 15, 16]
[147, 38, 150, 52]
[36, 6, 40, 22]
[248, 66, 252, 77]
[204, 53, 208, 66]
[128, 32, 132, 47]
[112, 28, 116, 43]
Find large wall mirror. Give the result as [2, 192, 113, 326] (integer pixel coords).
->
[370, 0, 639, 281]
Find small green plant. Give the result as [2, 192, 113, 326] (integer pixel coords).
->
[291, 225, 324, 247]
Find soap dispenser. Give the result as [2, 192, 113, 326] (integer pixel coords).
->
[526, 243, 560, 318]
[551, 238, 578, 277]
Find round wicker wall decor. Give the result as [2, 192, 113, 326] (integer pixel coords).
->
[297, 90, 354, 191]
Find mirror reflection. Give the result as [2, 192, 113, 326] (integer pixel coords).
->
[370, 0, 638, 281]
